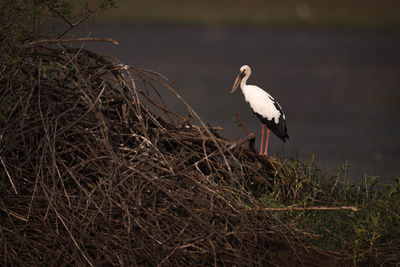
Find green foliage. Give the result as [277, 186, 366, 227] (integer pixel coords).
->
[256, 156, 400, 265]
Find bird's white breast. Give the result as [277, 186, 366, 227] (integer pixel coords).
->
[241, 85, 282, 123]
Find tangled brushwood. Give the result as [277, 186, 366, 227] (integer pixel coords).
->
[1, 39, 326, 266]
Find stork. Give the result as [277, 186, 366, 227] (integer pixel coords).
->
[231, 65, 289, 156]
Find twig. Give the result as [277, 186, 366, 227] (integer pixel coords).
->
[48, 1, 109, 38]
[0, 156, 17, 195]
[236, 112, 249, 136]
[0, 202, 27, 221]
[190, 133, 255, 167]
[129, 66, 235, 173]
[251, 206, 361, 212]
[23, 37, 119, 48]
[41, 185, 94, 267]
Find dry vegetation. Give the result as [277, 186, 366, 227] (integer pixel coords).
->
[1, 1, 399, 266]
[0, 34, 335, 266]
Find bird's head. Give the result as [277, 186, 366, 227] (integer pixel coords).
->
[231, 65, 251, 93]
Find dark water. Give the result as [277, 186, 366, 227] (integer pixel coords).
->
[87, 24, 400, 182]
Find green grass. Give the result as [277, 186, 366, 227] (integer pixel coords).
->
[256, 156, 400, 264]
[93, 0, 400, 29]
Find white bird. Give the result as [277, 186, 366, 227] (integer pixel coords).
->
[231, 65, 289, 156]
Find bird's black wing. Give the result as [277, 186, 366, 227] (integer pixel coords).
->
[253, 96, 289, 142]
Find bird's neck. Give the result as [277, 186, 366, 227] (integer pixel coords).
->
[240, 76, 249, 91]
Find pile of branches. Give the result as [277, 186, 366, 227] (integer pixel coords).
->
[0, 40, 326, 266]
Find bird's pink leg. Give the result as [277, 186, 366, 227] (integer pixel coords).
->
[263, 128, 270, 156]
[259, 124, 265, 155]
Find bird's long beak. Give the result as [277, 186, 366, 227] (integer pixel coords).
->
[231, 71, 245, 93]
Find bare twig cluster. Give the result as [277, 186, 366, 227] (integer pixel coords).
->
[1, 38, 323, 266]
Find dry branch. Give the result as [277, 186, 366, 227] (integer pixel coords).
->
[251, 206, 360, 212]
[23, 37, 119, 47]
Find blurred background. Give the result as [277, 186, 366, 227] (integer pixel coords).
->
[83, 0, 399, 182]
